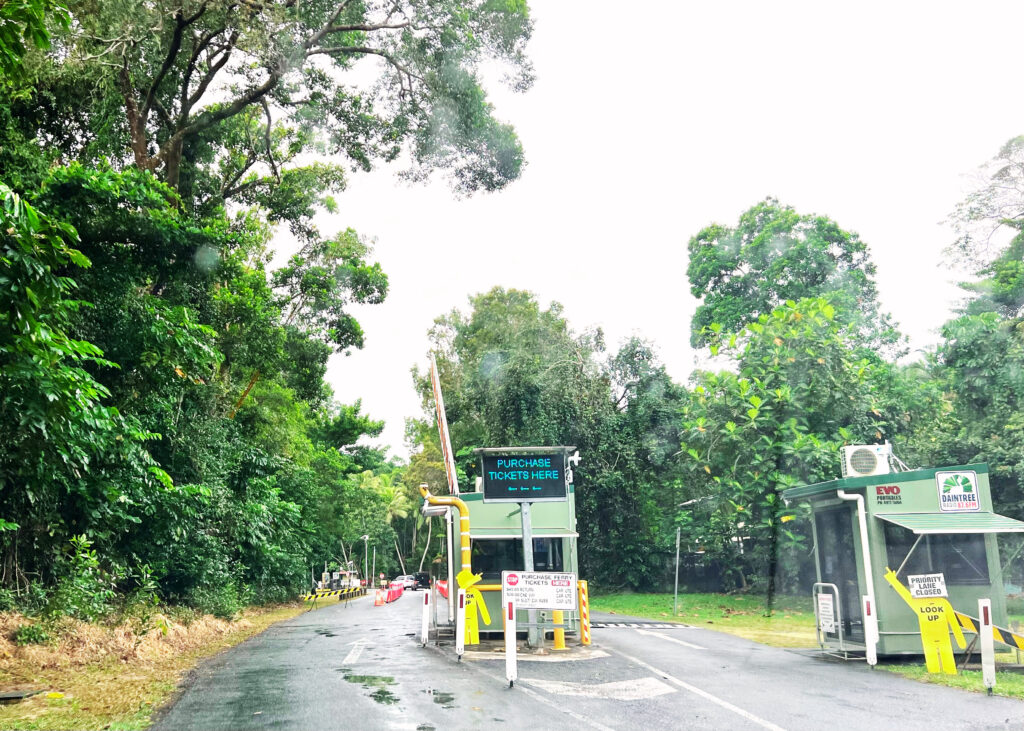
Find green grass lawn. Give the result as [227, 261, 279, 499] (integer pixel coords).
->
[590, 592, 818, 648]
[592, 591, 1024, 700]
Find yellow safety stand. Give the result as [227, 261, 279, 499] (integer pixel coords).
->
[456, 568, 490, 646]
[884, 568, 965, 674]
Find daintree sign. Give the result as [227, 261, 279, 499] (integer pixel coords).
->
[481, 453, 568, 503]
[936, 471, 980, 512]
[501, 571, 577, 610]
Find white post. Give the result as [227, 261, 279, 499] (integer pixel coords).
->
[505, 598, 517, 687]
[456, 589, 467, 660]
[421, 589, 430, 647]
[862, 595, 878, 667]
[979, 598, 996, 693]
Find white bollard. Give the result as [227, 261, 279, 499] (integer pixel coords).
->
[862, 595, 878, 667]
[979, 598, 995, 693]
[505, 599, 517, 687]
[421, 589, 430, 647]
[456, 589, 466, 660]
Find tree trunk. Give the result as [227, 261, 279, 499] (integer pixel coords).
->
[418, 517, 433, 571]
[394, 536, 406, 574]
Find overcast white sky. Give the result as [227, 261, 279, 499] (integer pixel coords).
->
[304, 2, 1024, 457]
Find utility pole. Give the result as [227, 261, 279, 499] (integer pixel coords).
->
[361, 535, 369, 588]
[674, 526, 681, 617]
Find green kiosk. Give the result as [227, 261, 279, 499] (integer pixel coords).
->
[467, 447, 581, 642]
[783, 445, 1024, 660]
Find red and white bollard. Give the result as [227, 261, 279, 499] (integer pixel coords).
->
[505, 599, 517, 687]
[456, 589, 466, 660]
[862, 595, 878, 667]
[979, 598, 995, 693]
[421, 589, 430, 647]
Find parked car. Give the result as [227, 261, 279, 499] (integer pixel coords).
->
[412, 572, 431, 590]
[393, 574, 416, 589]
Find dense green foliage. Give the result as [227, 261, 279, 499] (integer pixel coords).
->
[0, 0, 537, 618]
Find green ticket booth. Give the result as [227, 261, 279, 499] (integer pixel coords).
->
[783, 460, 1024, 657]
[462, 447, 581, 639]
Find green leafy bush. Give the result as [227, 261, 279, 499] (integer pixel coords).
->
[13, 623, 51, 646]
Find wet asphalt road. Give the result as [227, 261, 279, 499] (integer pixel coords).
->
[153, 593, 1024, 731]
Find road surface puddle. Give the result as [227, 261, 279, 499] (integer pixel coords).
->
[343, 674, 399, 705]
[424, 689, 455, 709]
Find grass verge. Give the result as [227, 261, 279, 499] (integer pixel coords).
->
[591, 592, 817, 648]
[0, 595, 346, 730]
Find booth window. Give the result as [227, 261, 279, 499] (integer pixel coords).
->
[471, 538, 564, 580]
[883, 524, 989, 585]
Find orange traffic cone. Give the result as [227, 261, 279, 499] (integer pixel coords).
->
[374, 589, 385, 606]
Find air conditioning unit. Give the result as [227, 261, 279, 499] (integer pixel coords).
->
[841, 444, 892, 478]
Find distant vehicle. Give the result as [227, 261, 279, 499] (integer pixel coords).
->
[394, 574, 416, 589]
[412, 572, 431, 590]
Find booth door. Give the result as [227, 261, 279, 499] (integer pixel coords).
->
[815, 507, 864, 642]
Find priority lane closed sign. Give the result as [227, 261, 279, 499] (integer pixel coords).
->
[502, 571, 577, 610]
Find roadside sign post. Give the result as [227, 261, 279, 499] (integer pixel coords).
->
[520, 502, 539, 647]
[456, 589, 467, 660]
[673, 526, 681, 618]
[979, 598, 996, 693]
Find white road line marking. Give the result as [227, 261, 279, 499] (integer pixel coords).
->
[429, 644, 620, 731]
[610, 649, 787, 731]
[528, 677, 676, 700]
[634, 628, 706, 650]
[342, 639, 368, 664]
[513, 681, 620, 731]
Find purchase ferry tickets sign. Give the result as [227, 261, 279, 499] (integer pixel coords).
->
[936, 470, 980, 512]
[907, 573, 948, 599]
[501, 571, 577, 610]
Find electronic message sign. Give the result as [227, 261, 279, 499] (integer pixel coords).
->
[481, 452, 568, 503]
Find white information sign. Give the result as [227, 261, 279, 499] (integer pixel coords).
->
[501, 571, 577, 610]
[817, 592, 835, 633]
[907, 573, 948, 598]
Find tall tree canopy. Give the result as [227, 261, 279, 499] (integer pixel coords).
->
[687, 198, 899, 351]
[10, 0, 533, 230]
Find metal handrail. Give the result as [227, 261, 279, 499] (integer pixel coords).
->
[813, 582, 844, 652]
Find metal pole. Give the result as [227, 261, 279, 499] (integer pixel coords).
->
[674, 526, 681, 618]
[372, 546, 376, 587]
[363, 539, 368, 590]
[446, 507, 456, 623]
[521, 502, 539, 648]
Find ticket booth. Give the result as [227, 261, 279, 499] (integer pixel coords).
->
[783, 460, 1024, 657]
[465, 447, 580, 639]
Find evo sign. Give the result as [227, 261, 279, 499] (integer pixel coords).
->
[482, 453, 568, 503]
[501, 571, 577, 610]
[936, 471, 980, 512]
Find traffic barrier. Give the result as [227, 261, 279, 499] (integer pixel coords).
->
[954, 610, 1024, 650]
[300, 587, 364, 601]
[437, 580, 449, 599]
[578, 580, 591, 646]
